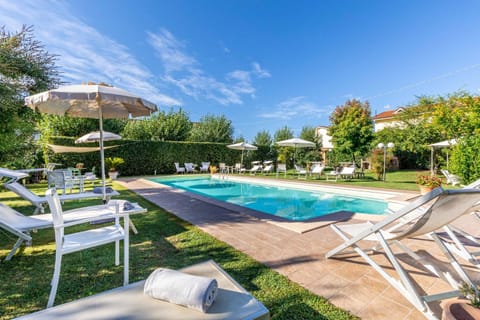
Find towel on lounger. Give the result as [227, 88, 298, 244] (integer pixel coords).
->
[144, 268, 218, 313]
[107, 200, 135, 212]
[93, 186, 114, 194]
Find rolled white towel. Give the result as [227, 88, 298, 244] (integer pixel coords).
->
[144, 268, 218, 313]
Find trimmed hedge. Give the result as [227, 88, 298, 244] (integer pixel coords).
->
[47, 137, 264, 176]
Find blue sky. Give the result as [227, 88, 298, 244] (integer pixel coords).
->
[2, 1, 480, 141]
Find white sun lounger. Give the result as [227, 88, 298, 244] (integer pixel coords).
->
[326, 187, 480, 319]
[16, 260, 270, 320]
[1, 168, 118, 214]
[0, 202, 123, 261]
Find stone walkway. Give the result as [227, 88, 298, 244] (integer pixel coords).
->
[117, 177, 480, 320]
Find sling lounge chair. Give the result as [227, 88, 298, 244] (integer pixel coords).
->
[276, 164, 287, 177]
[310, 163, 324, 179]
[326, 166, 355, 181]
[0, 202, 121, 261]
[0, 168, 119, 214]
[434, 178, 480, 269]
[326, 188, 480, 319]
[15, 260, 269, 320]
[248, 162, 262, 175]
[294, 164, 307, 180]
[262, 161, 274, 175]
[441, 169, 462, 186]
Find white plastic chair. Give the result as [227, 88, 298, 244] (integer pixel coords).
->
[184, 163, 196, 174]
[174, 162, 185, 174]
[199, 162, 210, 173]
[45, 188, 127, 308]
[326, 188, 480, 318]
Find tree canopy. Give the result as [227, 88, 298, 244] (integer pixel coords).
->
[189, 114, 234, 143]
[253, 130, 272, 146]
[328, 99, 374, 165]
[0, 25, 60, 167]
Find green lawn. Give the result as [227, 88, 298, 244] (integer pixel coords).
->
[0, 182, 357, 320]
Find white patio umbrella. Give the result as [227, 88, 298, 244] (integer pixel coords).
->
[276, 138, 316, 165]
[428, 138, 457, 175]
[227, 142, 258, 167]
[25, 83, 157, 199]
[75, 131, 122, 144]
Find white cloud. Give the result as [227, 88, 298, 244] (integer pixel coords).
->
[147, 29, 270, 105]
[259, 96, 327, 120]
[252, 62, 271, 78]
[0, 0, 181, 107]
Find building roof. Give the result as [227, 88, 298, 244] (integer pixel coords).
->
[372, 107, 406, 120]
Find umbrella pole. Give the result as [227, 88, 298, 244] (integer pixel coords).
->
[241, 150, 244, 168]
[96, 95, 106, 202]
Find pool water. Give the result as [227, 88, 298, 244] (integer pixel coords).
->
[150, 176, 388, 221]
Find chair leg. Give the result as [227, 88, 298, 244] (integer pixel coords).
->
[5, 237, 25, 261]
[115, 240, 119, 266]
[47, 251, 63, 308]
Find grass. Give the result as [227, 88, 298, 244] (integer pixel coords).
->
[0, 182, 357, 320]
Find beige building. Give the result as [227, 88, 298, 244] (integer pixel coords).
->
[315, 126, 333, 165]
[372, 107, 406, 132]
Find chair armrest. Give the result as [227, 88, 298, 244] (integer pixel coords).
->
[55, 214, 117, 229]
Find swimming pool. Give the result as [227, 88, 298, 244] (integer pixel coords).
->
[149, 176, 388, 221]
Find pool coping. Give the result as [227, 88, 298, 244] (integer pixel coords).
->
[142, 174, 418, 233]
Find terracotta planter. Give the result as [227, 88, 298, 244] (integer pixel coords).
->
[442, 298, 480, 320]
[419, 185, 435, 195]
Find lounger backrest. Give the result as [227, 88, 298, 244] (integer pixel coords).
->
[465, 178, 480, 189]
[0, 168, 29, 183]
[277, 164, 286, 171]
[45, 189, 65, 243]
[341, 167, 355, 174]
[4, 182, 43, 204]
[395, 189, 480, 239]
[0, 203, 50, 237]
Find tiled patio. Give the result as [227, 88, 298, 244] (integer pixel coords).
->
[117, 177, 480, 320]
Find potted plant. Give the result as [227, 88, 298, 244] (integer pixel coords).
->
[105, 157, 124, 180]
[442, 283, 480, 319]
[416, 174, 442, 195]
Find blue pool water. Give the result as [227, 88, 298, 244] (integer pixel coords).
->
[150, 176, 388, 221]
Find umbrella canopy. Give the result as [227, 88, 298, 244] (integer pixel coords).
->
[276, 138, 316, 165]
[75, 131, 122, 144]
[428, 139, 457, 149]
[276, 138, 316, 148]
[25, 83, 157, 199]
[428, 139, 458, 175]
[227, 142, 258, 167]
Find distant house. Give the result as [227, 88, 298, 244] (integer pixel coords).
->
[372, 107, 407, 132]
[315, 126, 333, 165]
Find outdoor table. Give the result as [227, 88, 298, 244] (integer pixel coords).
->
[108, 200, 147, 285]
[16, 168, 47, 183]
